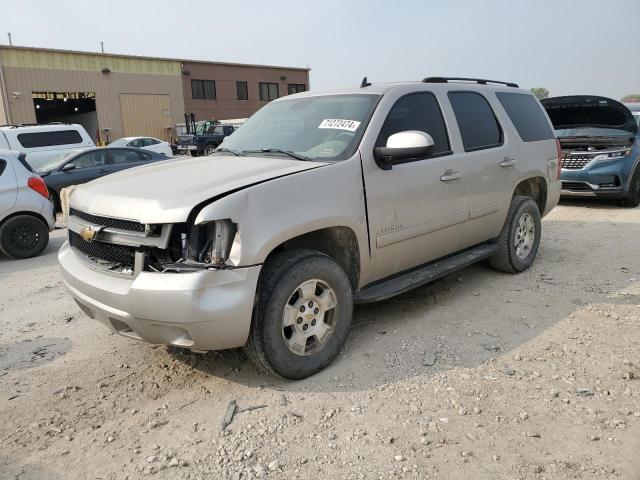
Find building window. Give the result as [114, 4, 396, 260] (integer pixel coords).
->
[288, 84, 306, 95]
[236, 81, 248, 100]
[191, 80, 216, 100]
[259, 82, 279, 101]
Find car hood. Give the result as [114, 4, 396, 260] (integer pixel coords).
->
[70, 155, 328, 223]
[541, 96, 638, 134]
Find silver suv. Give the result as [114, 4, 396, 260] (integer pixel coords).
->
[0, 150, 55, 258]
[59, 77, 561, 378]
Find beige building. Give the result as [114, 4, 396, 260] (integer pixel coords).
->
[0, 45, 310, 143]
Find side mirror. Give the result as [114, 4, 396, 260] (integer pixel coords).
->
[61, 163, 76, 172]
[374, 131, 435, 170]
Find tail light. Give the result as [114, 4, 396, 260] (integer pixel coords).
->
[28, 176, 49, 199]
[555, 139, 562, 180]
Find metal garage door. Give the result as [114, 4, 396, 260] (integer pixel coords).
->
[119, 94, 172, 140]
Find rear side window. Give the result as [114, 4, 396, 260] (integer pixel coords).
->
[376, 92, 450, 157]
[17, 130, 83, 148]
[496, 93, 554, 142]
[0, 159, 6, 176]
[448, 92, 502, 151]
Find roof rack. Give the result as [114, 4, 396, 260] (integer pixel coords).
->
[422, 77, 519, 88]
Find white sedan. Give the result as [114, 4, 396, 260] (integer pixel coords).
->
[109, 137, 173, 156]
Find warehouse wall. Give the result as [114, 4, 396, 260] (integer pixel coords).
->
[0, 48, 184, 141]
[182, 62, 310, 121]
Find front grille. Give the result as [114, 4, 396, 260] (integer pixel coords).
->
[561, 155, 593, 169]
[69, 208, 145, 233]
[69, 231, 135, 267]
[562, 181, 591, 191]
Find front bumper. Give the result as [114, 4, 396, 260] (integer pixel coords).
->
[559, 159, 628, 198]
[59, 241, 261, 351]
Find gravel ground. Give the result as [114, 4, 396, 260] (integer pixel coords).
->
[1, 200, 639, 480]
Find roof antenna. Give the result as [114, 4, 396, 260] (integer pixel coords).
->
[360, 77, 371, 88]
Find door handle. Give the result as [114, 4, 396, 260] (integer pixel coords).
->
[500, 157, 516, 167]
[440, 170, 463, 182]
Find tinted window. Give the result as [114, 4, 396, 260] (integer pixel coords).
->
[129, 139, 143, 147]
[288, 84, 306, 95]
[496, 93, 554, 142]
[0, 159, 6, 176]
[146, 138, 160, 146]
[109, 149, 147, 164]
[68, 151, 107, 169]
[192, 80, 216, 100]
[17, 130, 83, 148]
[237, 81, 248, 100]
[448, 92, 502, 151]
[259, 82, 279, 101]
[376, 92, 450, 157]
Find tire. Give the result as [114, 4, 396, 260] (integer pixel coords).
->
[489, 196, 541, 273]
[619, 168, 640, 208]
[0, 215, 49, 259]
[204, 144, 218, 156]
[244, 249, 353, 379]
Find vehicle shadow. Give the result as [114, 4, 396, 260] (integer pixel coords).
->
[168, 216, 640, 393]
[558, 196, 622, 209]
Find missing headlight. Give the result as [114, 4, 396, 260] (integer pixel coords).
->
[186, 219, 238, 265]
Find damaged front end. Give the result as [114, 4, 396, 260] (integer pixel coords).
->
[151, 219, 242, 273]
[67, 208, 243, 276]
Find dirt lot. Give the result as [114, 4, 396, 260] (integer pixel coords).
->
[1, 200, 639, 480]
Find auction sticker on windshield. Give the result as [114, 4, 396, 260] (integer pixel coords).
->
[318, 119, 361, 132]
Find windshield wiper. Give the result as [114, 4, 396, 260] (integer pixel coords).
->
[243, 148, 310, 161]
[213, 147, 244, 156]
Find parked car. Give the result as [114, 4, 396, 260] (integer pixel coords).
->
[0, 150, 55, 259]
[59, 77, 561, 378]
[109, 137, 173, 156]
[0, 124, 95, 169]
[177, 124, 237, 156]
[542, 96, 640, 207]
[37, 147, 170, 211]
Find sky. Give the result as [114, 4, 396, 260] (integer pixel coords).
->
[1, 0, 639, 100]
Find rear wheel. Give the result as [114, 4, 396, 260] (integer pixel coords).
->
[244, 250, 353, 379]
[490, 196, 541, 273]
[619, 168, 640, 208]
[204, 144, 218, 156]
[0, 215, 49, 259]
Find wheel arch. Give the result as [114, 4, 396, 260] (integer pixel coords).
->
[513, 176, 547, 214]
[0, 210, 50, 230]
[263, 226, 361, 290]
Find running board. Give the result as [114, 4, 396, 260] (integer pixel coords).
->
[354, 243, 498, 304]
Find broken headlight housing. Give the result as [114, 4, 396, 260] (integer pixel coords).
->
[184, 219, 241, 267]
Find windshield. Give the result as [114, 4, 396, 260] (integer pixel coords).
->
[220, 94, 380, 161]
[555, 127, 634, 138]
[36, 150, 79, 171]
[109, 138, 129, 147]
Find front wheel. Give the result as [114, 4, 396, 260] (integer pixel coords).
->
[0, 215, 49, 259]
[619, 169, 640, 208]
[490, 196, 541, 273]
[244, 250, 353, 379]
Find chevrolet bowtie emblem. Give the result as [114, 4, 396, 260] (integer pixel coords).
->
[80, 226, 101, 242]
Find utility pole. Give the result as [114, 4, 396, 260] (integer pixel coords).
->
[7, 32, 12, 46]
[100, 41, 104, 53]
